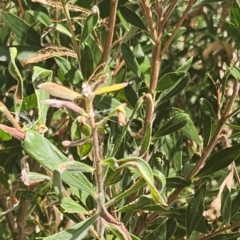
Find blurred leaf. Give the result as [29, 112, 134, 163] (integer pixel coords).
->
[0, 129, 12, 141]
[196, 0, 228, 4]
[142, 220, 166, 240]
[40, 214, 98, 240]
[61, 197, 88, 214]
[81, 6, 99, 43]
[186, 182, 206, 238]
[157, 72, 186, 92]
[225, 22, 240, 49]
[120, 6, 147, 31]
[200, 98, 217, 120]
[221, 187, 232, 224]
[78, 141, 92, 159]
[155, 113, 189, 138]
[81, 44, 94, 80]
[196, 144, 240, 177]
[22, 130, 97, 198]
[2, 12, 40, 46]
[121, 43, 142, 78]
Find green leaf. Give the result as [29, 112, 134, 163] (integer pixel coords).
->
[32, 66, 52, 125]
[106, 178, 145, 207]
[221, 187, 232, 224]
[39, 214, 98, 240]
[22, 130, 97, 198]
[116, 157, 167, 206]
[61, 197, 88, 214]
[186, 182, 206, 238]
[196, 0, 228, 4]
[196, 144, 240, 177]
[231, 190, 240, 217]
[2, 12, 40, 46]
[81, 6, 99, 43]
[205, 233, 240, 240]
[227, 65, 240, 82]
[176, 57, 193, 73]
[225, 22, 240, 49]
[56, 160, 94, 173]
[200, 98, 217, 120]
[159, 74, 190, 104]
[155, 113, 189, 138]
[9, 47, 24, 119]
[121, 43, 142, 78]
[166, 219, 177, 240]
[105, 222, 133, 240]
[157, 72, 186, 92]
[0, 129, 12, 141]
[142, 220, 166, 240]
[203, 114, 212, 148]
[119, 6, 147, 31]
[81, 44, 94, 80]
[141, 124, 152, 154]
[27, 11, 52, 26]
[230, 0, 240, 29]
[166, 177, 191, 188]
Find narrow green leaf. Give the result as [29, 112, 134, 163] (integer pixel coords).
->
[227, 65, 240, 82]
[0, 129, 12, 141]
[121, 43, 142, 78]
[2, 12, 40, 46]
[200, 98, 217, 120]
[225, 22, 240, 49]
[106, 178, 145, 207]
[231, 190, 240, 217]
[203, 114, 212, 148]
[141, 124, 152, 154]
[57, 160, 94, 173]
[40, 214, 98, 240]
[186, 182, 206, 238]
[230, 0, 240, 29]
[159, 74, 190, 104]
[142, 220, 166, 240]
[53, 170, 63, 199]
[205, 233, 240, 240]
[196, 0, 228, 4]
[176, 57, 193, 73]
[32, 66, 52, 125]
[196, 144, 240, 177]
[81, 6, 99, 43]
[105, 222, 132, 240]
[166, 177, 191, 188]
[61, 197, 88, 214]
[22, 130, 97, 198]
[221, 187, 232, 224]
[117, 157, 168, 206]
[166, 219, 177, 240]
[9, 47, 24, 119]
[120, 6, 147, 31]
[27, 11, 52, 26]
[157, 72, 186, 92]
[81, 44, 94, 80]
[155, 113, 189, 138]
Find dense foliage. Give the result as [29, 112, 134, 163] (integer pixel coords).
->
[0, 0, 240, 239]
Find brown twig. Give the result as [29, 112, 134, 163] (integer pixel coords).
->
[99, 0, 119, 70]
[161, 0, 178, 26]
[60, 0, 81, 68]
[160, 0, 195, 57]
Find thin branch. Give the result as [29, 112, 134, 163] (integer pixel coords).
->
[99, 0, 119, 70]
[198, 220, 240, 240]
[141, 0, 157, 42]
[160, 0, 195, 57]
[60, 0, 81, 68]
[161, 0, 178, 26]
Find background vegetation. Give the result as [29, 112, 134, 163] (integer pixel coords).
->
[0, 0, 240, 239]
